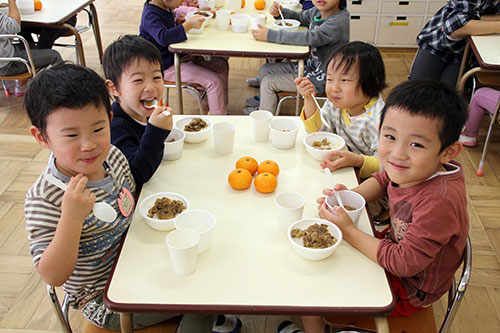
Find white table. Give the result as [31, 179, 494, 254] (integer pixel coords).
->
[168, 7, 310, 114]
[104, 116, 394, 332]
[456, 33, 500, 93]
[19, 0, 103, 66]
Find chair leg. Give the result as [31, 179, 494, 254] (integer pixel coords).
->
[47, 285, 72, 333]
[182, 85, 205, 115]
[477, 97, 500, 176]
[276, 95, 297, 116]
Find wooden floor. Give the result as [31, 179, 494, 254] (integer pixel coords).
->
[1, 0, 499, 332]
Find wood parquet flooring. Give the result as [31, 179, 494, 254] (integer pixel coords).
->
[1, 1, 499, 331]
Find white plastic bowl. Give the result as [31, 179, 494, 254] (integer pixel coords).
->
[288, 218, 342, 261]
[325, 190, 366, 228]
[185, 10, 213, 34]
[269, 118, 299, 150]
[280, 0, 300, 9]
[231, 14, 250, 33]
[303, 132, 346, 161]
[140, 192, 190, 231]
[163, 128, 185, 161]
[175, 116, 213, 143]
[273, 19, 300, 31]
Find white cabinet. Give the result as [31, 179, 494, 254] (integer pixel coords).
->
[348, 0, 449, 47]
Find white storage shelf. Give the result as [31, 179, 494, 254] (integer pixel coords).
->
[348, 0, 449, 47]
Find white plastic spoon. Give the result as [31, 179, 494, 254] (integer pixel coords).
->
[46, 174, 118, 223]
[324, 167, 345, 209]
[278, 7, 286, 24]
[144, 99, 171, 117]
[311, 94, 322, 110]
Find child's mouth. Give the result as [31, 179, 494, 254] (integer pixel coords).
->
[142, 98, 158, 110]
[316, 0, 326, 6]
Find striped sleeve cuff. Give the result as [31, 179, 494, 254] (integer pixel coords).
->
[300, 107, 323, 133]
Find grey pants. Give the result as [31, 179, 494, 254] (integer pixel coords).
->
[258, 61, 297, 114]
[0, 46, 62, 76]
[81, 293, 216, 332]
[409, 48, 462, 90]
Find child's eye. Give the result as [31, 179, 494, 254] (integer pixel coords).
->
[94, 127, 105, 133]
[133, 79, 143, 83]
[410, 142, 424, 148]
[153, 76, 162, 80]
[65, 134, 78, 138]
[384, 134, 395, 141]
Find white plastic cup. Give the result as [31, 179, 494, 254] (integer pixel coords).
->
[250, 13, 266, 30]
[325, 190, 366, 227]
[175, 209, 216, 253]
[269, 118, 299, 149]
[250, 110, 273, 142]
[216, 9, 231, 30]
[213, 121, 236, 155]
[163, 129, 185, 161]
[230, 14, 250, 33]
[229, 0, 240, 12]
[275, 192, 306, 236]
[199, 0, 216, 10]
[17, 0, 34, 15]
[165, 228, 200, 275]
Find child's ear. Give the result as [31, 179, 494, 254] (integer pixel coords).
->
[440, 141, 463, 164]
[105, 79, 120, 97]
[30, 126, 50, 149]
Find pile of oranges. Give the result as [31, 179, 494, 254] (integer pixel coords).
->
[228, 156, 279, 193]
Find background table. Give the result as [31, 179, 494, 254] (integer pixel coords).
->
[169, 7, 310, 114]
[19, 0, 103, 66]
[104, 116, 395, 331]
[456, 34, 500, 93]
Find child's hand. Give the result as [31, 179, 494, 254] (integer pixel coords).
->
[295, 77, 315, 99]
[321, 151, 364, 171]
[251, 25, 268, 41]
[149, 106, 174, 131]
[185, 0, 198, 6]
[270, 1, 283, 17]
[176, 14, 186, 25]
[60, 174, 95, 224]
[183, 15, 205, 31]
[318, 201, 356, 233]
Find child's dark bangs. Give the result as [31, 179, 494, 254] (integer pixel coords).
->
[330, 55, 356, 75]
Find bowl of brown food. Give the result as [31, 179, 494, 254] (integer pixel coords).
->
[140, 192, 190, 231]
[303, 132, 345, 161]
[175, 116, 213, 143]
[288, 218, 342, 260]
[273, 19, 300, 31]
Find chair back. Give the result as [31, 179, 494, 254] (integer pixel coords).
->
[439, 236, 472, 333]
[47, 285, 72, 333]
[0, 34, 37, 80]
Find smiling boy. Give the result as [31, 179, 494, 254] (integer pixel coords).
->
[103, 35, 174, 187]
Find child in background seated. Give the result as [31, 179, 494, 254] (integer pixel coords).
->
[24, 63, 216, 331]
[459, 87, 500, 147]
[297, 41, 386, 179]
[103, 35, 173, 188]
[245, 0, 349, 114]
[140, 0, 229, 115]
[278, 80, 469, 333]
[0, 0, 62, 96]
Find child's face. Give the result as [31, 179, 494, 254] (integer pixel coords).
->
[325, 60, 370, 115]
[378, 107, 457, 188]
[31, 104, 111, 181]
[109, 58, 164, 123]
[150, 0, 182, 10]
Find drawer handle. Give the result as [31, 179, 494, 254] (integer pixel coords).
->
[351, 15, 361, 20]
[399, 1, 409, 5]
[396, 16, 407, 20]
[352, 0, 362, 5]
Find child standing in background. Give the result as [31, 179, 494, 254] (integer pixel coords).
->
[459, 87, 500, 147]
[297, 41, 386, 179]
[140, 0, 229, 115]
[245, 0, 349, 114]
[103, 35, 173, 188]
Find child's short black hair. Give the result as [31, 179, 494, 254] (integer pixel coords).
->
[24, 62, 111, 136]
[327, 41, 387, 98]
[103, 35, 163, 88]
[380, 80, 468, 152]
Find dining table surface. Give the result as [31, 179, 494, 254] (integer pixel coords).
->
[104, 115, 395, 332]
[17, 0, 103, 66]
[168, 4, 311, 114]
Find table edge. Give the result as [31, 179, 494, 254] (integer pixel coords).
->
[468, 36, 500, 70]
[20, 0, 93, 26]
[168, 45, 311, 59]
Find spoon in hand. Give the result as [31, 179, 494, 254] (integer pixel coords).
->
[278, 7, 286, 23]
[144, 99, 171, 117]
[46, 174, 118, 223]
[311, 94, 322, 110]
[324, 167, 345, 209]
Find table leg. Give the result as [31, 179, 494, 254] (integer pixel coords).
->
[119, 313, 133, 333]
[456, 42, 471, 92]
[374, 316, 389, 333]
[296, 59, 305, 116]
[62, 23, 85, 67]
[89, 3, 104, 64]
[174, 53, 183, 114]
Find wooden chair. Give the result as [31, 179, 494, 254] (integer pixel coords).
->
[325, 236, 472, 333]
[47, 285, 180, 332]
[275, 91, 327, 116]
[164, 80, 206, 114]
[0, 34, 38, 96]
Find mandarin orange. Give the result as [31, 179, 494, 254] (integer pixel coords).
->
[254, 172, 278, 193]
[34, 0, 42, 11]
[235, 156, 258, 175]
[228, 168, 252, 190]
[257, 160, 280, 176]
[254, 0, 266, 10]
